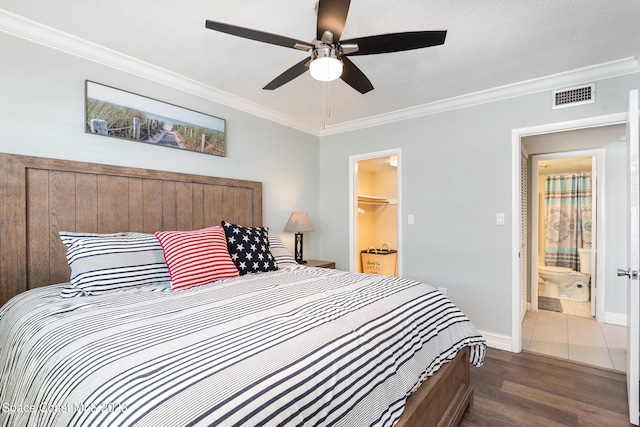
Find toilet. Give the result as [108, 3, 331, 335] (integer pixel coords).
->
[538, 248, 591, 302]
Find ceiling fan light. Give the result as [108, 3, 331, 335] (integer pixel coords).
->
[310, 47, 343, 81]
[310, 57, 343, 81]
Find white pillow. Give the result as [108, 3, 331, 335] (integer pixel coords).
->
[268, 234, 299, 268]
[59, 232, 170, 297]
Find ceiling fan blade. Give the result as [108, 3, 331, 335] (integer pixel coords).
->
[263, 57, 311, 90]
[206, 20, 313, 51]
[340, 57, 373, 94]
[342, 30, 447, 56]
[316, 0, 351, 43]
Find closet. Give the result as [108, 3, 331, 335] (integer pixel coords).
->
[355, 156, 398, 275]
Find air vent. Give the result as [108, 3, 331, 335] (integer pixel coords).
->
[552, 83, 595, 109]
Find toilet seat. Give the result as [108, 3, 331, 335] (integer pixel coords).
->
[538, 266, 573, 277]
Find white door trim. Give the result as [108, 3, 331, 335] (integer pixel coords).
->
[625, 89, 639, 425]
[511, 112, 626, 353]
[348, 149, 403, 275]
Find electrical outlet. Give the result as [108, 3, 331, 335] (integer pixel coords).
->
[408, 214, 415, 225]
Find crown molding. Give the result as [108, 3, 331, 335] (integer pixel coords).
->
[0, 9, 320, 136]
[2, 8, 638, 139]
[319, 57, 640, 136]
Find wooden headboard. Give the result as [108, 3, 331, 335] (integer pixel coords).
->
[0, 153, 262, 305]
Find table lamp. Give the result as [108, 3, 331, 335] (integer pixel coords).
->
[284, 212, 315, 263]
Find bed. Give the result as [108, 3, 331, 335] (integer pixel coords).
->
[0, 154, 486, 427]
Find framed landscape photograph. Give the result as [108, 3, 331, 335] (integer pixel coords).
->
[85, 81, 226, 157]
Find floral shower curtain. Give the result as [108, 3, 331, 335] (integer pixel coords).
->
[544, 173, 592, 271]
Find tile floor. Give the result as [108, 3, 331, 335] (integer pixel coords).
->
[522, 309, 627, 372]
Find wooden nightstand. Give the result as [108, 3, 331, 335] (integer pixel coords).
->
[304, 260, 336, 269]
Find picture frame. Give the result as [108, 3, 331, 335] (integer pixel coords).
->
[85, 80, 226, 157]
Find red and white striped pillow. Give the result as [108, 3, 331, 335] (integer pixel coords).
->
[155, 226, 239, 290]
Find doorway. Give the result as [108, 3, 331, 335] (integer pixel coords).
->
[521, 149, 628, 370]
[529, 151, 600, 319]
[349, 149, 402, 275]
[510, 113, 627, 353]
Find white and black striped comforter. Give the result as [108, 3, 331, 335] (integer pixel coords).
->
[0, 266, 486, 427]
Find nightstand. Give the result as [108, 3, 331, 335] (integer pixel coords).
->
[304, 260, 336, 269]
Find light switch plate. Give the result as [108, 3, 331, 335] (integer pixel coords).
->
[496, 213, 505, 226]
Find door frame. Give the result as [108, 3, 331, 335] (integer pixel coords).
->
[625, 88, 639, 425]
[349, 148, 402, 275]
[529, 149, 604, 319]
[511, 112, 626, 352]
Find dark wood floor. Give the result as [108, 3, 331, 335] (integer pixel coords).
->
[460, 347, 633, 427]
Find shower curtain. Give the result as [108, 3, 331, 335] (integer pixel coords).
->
[544, 173, 592, 271]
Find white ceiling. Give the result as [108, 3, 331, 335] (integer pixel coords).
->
[1, 1, 639, 135]
[524, 123, 625, 173]
[522, 123, 626, 154]
[537, 156, 592, 174]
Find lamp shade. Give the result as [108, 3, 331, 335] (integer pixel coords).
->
[284, 212, 315, 233]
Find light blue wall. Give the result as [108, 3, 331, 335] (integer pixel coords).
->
[0, 32, 320, 256]
[3, 29, 639, 340]
[319, 73, 640, 336]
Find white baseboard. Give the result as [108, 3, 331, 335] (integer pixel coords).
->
[603, 311, 627, 326]
[478, 330, 514, 352]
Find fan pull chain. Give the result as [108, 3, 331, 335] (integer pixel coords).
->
[321, 81, 326, 129]
[321, 81, 332, 129]
[326, 81, 331, 118]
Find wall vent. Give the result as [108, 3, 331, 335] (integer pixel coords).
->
[552, 83, 595, 109]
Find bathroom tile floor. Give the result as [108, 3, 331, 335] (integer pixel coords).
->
[522, 309, 627, 372]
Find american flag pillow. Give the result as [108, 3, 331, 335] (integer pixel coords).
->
[222, 221, 278, 275]
[155, 226, 239, 290]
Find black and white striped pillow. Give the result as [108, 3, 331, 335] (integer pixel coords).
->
[267, 233, 299, 269]
[59, 232, 171, 297]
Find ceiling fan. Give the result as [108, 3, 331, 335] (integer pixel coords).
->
[205, 0, 446, 94]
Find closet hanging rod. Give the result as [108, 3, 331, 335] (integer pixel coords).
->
[358, 195, 396, 205]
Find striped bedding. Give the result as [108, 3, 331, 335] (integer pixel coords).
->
[0, 266, 486, 427]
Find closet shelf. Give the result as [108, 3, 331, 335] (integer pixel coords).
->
[358, 195, 397, 205]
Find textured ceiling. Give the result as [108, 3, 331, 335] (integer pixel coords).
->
[2, 1, 639, 134]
